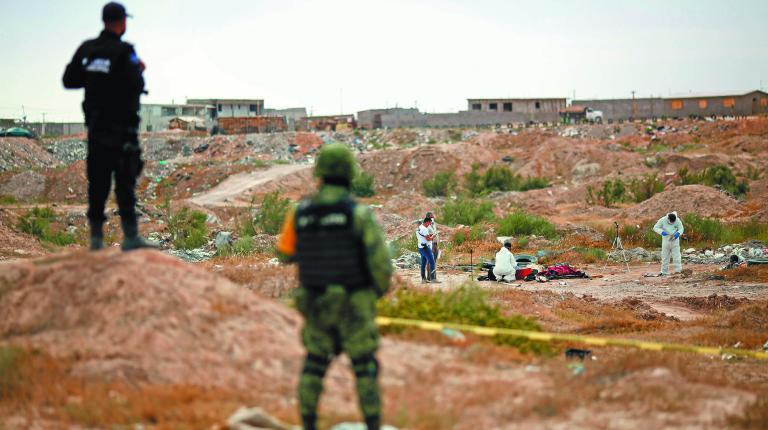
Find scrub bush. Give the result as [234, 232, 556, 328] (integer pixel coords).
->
[465, 164, 550, 195]
[216, 236, 258, 257]
[390, 233, 419, 258]
[520, 176, 551, 191]
[0, 346, 27, 400]
[441, 198, 496, 226]
[423, 171, 458, 197]
[678, 165, 749, 198]
[377, 284, 550, 354]
[497, 211, 558, 239]
[683, 214, 726, 245]
[628, 173, 665, 203]
[17, 207, 75, 246]
[253, 191, 292, 235]
[351, 171, 375, 197]
[453, 225, 486, 246]
[164, 203, 209, 250]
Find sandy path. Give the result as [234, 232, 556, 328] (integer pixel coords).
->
[188, 164, 310, 207]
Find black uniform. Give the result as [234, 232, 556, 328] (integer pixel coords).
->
[62, 30, 144, 236]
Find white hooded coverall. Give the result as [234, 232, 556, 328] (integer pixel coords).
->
[493, 246, 516, 281]
[653, 212, 685, 275]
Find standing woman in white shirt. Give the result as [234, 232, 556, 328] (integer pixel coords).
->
[416, 217, 437, 284]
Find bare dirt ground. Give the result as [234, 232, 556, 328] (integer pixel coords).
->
[1, 118, 767, 429]
[189, 164, 311, 207]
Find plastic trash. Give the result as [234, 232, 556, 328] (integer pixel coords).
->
[441, 328, 466, 342]
[567, 362, 585, 375]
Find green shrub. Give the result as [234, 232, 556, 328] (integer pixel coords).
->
[0, 346, 27, 400]
[163, 203, 209, 250]
[441, 198, 496, 226]
[598, 179, 627, 207]
[482, 165, 520, 192]
[683, 214, 725, 245]
[253, 191, 292, 235]
[0, 195, 16, 205]
[520, 177, 550, 191]
[628, 173, 665, 203]
[217, 236, 250, 257]
[678, 165, 749, 198]
[17, 207, 75, 246]
[377, 284, 550, 354]
[390, 233, 418, 258]
[745, 165, 763, 180]
[464, 163, 485, 195]
[497, 211, 558, 239]
[465, 164, 549, 195]
[574, 247, 607, 263]
[351, 172, 375, 197]
[453, 225, 486, 246]
[423, 171, 458, 197]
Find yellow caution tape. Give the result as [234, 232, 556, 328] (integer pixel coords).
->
[375, 316, 768, 360]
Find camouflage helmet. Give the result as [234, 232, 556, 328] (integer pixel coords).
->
[314, 143, 357, 181]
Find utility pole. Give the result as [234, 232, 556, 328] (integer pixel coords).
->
[42, 112, 46, 136]
[631, 90, 637, 119]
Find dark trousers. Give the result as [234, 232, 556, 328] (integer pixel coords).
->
[86, 132, 142, 230]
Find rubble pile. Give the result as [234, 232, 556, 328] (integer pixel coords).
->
[43, 138, 87, 164]
[393, 251, 420, 269]
[683, 242, 768, 264]
[0, 137, 60, 171]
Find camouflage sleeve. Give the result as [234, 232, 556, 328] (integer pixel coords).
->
[355, 205, 392, 297]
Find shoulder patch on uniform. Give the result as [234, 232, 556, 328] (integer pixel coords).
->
[129, 52, 140, 65]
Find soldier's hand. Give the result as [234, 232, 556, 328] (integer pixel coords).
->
[138, 59, 146, 72]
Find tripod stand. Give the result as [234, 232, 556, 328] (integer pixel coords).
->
[604, 222, 629, 272]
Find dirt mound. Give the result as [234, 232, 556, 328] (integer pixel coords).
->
[359, 143, 499, 192]
[44, 160, 88, 202]
[0, 137, 60, 172]
[0, 249, 304, 390]
[670, 294, 751, 312]
[0, 171, 46, 201]
[620, 184, 743, 221]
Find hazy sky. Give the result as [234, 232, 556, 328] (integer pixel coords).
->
[1, 0, 767, 122]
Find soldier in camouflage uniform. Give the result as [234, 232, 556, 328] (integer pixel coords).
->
[277, 144, 392, 430]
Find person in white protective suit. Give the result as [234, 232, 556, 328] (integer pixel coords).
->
[493, 241, 516, 282]
[653, 212, 685, 275]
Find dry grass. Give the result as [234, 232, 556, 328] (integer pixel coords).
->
[552, 296, 674, 334]
[721, 265, 768, 282]
[202, 255, 298, 298]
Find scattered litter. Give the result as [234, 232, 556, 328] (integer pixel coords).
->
[567, 362, 585, 375]
[565, 348, 592, 360]
[441, 328, 466, 342]
[166, 248, 215, 263]
[525, 365, 541, 372]
[226, 406, 294, 430]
